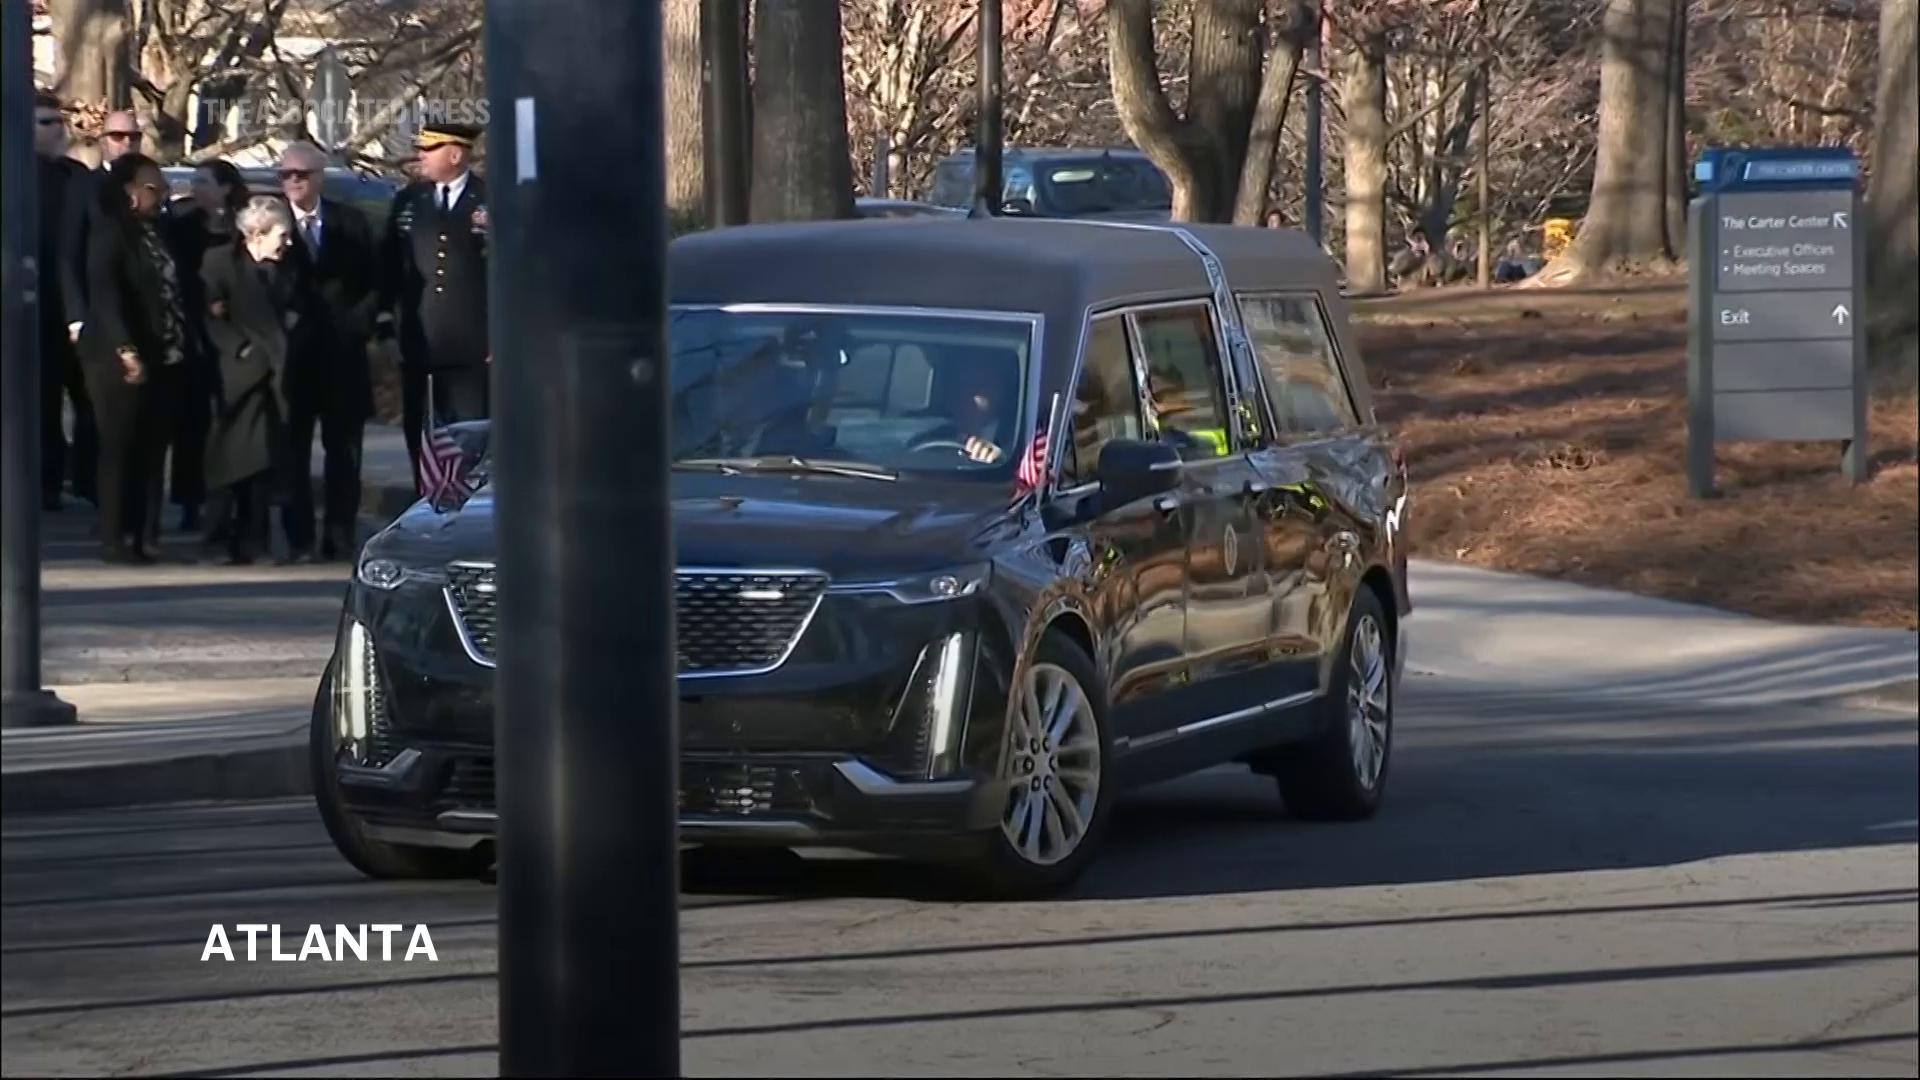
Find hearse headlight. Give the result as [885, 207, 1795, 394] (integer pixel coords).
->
[356, 555, 446, 591]
[864, 564, 991, 604]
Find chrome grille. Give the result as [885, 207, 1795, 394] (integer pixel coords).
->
[443, 564, 828, 675]
[445, 564, 499, 662]
[677, 571, 827, 675]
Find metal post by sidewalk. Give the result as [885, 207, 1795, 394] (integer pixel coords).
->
[486, 0, 679, 1074]
[1, 0, 76, 731]
[970, 0, 1004, 218]
[702, 0, 749, 227]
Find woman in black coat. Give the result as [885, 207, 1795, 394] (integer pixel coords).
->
[78, 154, 188, 564]
[200, 195, 319, 564]
[160, 158, 248, 538]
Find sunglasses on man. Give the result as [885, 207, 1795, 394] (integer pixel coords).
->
[103, 130, 141, 142]
[278, 169, 317, 181]
[36, 116, 65, 128]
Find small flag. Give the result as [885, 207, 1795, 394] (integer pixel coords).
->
[416, 425, 469, 507]
[1016, 425, 1049, 492]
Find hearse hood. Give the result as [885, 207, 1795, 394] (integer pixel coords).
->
[363, 472, 1023, 583]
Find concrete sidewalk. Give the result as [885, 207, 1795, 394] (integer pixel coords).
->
[4, 431, 1916, 812]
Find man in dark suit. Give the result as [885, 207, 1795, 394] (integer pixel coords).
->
[278, 142, 381, 562]
[377, 123, 489, 474]
[33, 90, 94, 510]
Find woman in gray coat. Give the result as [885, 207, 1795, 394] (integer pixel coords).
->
[200, 196, 318, 563]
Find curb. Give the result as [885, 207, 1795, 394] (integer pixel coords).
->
[1842, 678, 1920, 714]
[1, 740, 311, 814]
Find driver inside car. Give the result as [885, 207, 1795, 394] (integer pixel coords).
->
[940, 360, 1012, 464]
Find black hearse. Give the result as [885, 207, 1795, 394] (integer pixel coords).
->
[315, 218, 1411, 896]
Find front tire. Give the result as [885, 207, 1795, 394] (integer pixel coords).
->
[963, 629, 1116, 899]
[1275, 588, 1395, 821]
[310, 664, 491, 881]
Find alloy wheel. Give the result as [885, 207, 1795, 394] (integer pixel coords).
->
[1346, 614, 1390, 791]
[1001, 662, 1102, 867]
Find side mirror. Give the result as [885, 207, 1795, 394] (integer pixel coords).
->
[1000, 197, 1034, 216]
[1096, 439, 1181, 507]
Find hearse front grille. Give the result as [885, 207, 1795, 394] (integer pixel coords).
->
[443, 564, 828, 676]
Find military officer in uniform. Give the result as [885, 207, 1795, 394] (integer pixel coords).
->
[377, 122, 490, 471]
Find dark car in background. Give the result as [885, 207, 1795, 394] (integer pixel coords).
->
[925, 147, 1173, 222]
[162, 165, 402, 231]
[314, 217, 1410, 897]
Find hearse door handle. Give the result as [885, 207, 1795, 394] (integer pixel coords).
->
[1152, 494, 1181, 516]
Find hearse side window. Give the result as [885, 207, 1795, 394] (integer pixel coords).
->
[1130, 305, 1233, 461]
[1239, 293, 1361, 435]
[1063, 316, 1144, 488]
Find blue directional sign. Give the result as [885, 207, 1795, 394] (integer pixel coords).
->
[1687, 146, 1867, 496]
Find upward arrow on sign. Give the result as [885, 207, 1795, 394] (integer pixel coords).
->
[1832, 304, 1851, 324]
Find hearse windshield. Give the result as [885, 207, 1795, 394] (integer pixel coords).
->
[669, 307, 1034, 480]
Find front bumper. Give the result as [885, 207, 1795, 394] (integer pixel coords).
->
[342, 746, 1005, 852]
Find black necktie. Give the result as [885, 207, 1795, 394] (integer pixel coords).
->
[440, 185, 451, 212]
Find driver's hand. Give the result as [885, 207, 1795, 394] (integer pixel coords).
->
[964, 436, 1003, 463]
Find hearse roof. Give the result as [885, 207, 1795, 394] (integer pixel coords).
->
[667, 218, 1338, 316]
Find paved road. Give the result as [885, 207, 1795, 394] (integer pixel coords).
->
[3, 678, 1914, 1077]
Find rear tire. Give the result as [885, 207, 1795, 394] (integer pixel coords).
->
[310, 664, 491, 881]
[1275, 588, 1395, 821]
[962, 628, 1116, 899]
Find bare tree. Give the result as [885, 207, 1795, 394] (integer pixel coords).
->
[666, 0, 704, 225]
[1534, 0, 1684, 283]
[752, 0, 855, 220]
[1343, 27, 1390, 289]
[51, 0, 132, 135]
[1107, 0, 1319, 222]
[1868, 0, 1917, 381]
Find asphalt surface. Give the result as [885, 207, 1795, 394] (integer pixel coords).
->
[3, 677, 1915, 1078]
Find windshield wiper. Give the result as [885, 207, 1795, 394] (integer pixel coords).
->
[678, 456, 899, 481]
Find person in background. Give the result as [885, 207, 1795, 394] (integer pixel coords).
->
[33, 90, 96, 511]
[63, 110, 144, 349]
[78, 153, 185, 565]
[1264, 209, 1286, 230]
[279, 141, 380, 562]
[161, 158, 248, 539]
[378, 122, 490, 475]
[200, 197, 318, 565]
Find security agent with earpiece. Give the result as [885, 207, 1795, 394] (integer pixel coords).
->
[376, 122, 490, 472]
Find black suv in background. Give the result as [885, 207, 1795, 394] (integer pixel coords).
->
[925, 147, 1173, 221]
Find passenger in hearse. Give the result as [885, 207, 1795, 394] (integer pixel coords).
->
[921, 352, 1018, 464]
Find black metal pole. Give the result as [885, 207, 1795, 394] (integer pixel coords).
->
[702, 0, 749, 226]
[1, 0, 76, 731]
[486, 1, 679, 1075]
[970, 0, 1003, 218]
[1303, 26, 1325, 247]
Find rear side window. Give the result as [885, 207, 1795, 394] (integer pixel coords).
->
[1240, 294, 1360, 436]
[927, 162, 973, 208]
[1063, 316, 1144, 487]
[1132, 305, 1233, 461]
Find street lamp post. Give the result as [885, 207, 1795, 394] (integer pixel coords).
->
[971, 0, 1003, 218]
[1, 0, 77, 731]
[486, 0, 680, 1074]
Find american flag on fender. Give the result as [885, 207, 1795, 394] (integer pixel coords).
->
[416, 425, 469, 505]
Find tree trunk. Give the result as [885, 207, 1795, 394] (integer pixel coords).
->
[665, 0, 705, 227]
[1418, 70, 1480, 247]
[750, 0, 855, 222]
[1186, 0, 1263, 222]
[52, 0, 132, 125]
[1663, 0, 1689, 255]
[1537, 0, 1678, 284]
[1107, 0, 1206, 219]
[1867, 0, 1918, 382]
[1343, 32, 1389, 295]
[1231, 0, 1314, 225]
